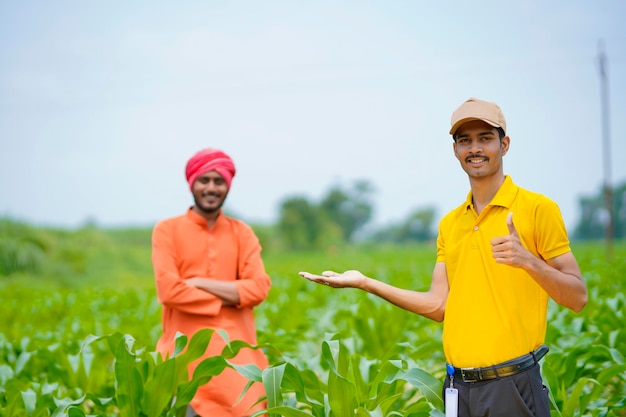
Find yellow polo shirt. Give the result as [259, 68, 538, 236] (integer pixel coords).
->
[437, 176, 571, 367]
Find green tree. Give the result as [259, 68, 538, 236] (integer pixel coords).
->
[276, 196, 341, 251]
[614, 182, 626, 239]
[320, 180, 374, 243]
[574, 194, 605, 240]
[573, 181, 625, 240]
[400, 207, 437, 242]
[370, 206, 437, 243]
[0, 218, 49, 276]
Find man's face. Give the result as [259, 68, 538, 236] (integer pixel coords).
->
[453, 120, 509, 179]
[192, 171, 229, 214]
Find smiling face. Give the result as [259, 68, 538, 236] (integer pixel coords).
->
[191, 170, 229, 218]
[453, 119, 510, 180]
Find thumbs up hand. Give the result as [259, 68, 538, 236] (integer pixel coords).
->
[491, 212, 530, 267]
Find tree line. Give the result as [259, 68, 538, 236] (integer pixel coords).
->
[1, 180, 624, 275]
[258, 179, 626, 252]
[256, 179, 435, 252]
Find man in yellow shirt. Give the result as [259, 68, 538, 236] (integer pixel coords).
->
[300, 98, 587, 416]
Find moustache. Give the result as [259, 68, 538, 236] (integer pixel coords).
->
[465, 154, 488, 161]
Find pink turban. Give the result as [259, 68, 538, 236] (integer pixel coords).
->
[185, 148, 236, 190]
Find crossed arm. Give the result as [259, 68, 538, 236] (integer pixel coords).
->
[184, 278, 240, 306]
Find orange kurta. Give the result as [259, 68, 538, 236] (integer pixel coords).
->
[152, 208, 271, 417]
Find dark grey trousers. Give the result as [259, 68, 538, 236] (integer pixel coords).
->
[442, 364, 550, 417]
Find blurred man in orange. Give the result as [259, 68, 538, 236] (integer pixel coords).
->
[152, 148, 271, 417]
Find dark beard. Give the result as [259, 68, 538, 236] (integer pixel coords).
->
[193, 193, 226, 215]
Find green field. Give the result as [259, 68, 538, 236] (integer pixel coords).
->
[1, 224, 625, 416]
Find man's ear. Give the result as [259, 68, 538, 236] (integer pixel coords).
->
[501, 135, 510, 156]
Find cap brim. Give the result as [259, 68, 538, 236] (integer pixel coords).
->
[450, 117, 501, 135]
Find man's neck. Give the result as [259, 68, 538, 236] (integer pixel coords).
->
[192, 205, 220, 227]
[470, 173, 505, 215]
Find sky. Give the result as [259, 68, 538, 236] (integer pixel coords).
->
[1, 0, 625, 232]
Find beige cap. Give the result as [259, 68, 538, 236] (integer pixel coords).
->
[450, 97, 506, 136]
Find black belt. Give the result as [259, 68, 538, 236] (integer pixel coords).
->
[449, 345, 549, 383]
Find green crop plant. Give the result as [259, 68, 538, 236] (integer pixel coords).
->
[1, 226, 625, 416]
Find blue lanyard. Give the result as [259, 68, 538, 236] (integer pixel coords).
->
[446, 364, 455, 388]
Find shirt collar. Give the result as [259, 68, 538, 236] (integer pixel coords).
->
[464, 175, 518, 212]
[186, 207, 224, 227]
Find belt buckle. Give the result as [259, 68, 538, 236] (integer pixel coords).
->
[460, 368, 480, 382]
